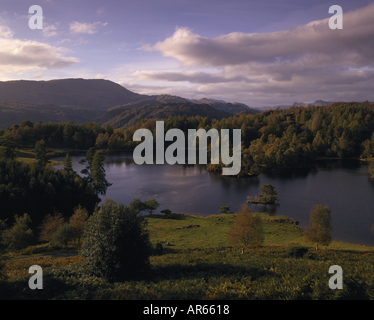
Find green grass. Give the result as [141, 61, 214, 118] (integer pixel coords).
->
[15, 148, 63, 166]
[2, 212, 374, 300]
[145, 213, 374, 252]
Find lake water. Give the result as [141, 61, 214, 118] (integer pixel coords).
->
[56, 153, 374, 246]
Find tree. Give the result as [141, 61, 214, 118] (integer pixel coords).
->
[219, 206, 230, 214]
[2, 214, 34, 251]
[35, 140, 48, 166]
[369, 160, 374, 179]
[38, 212, 65, 242]
[143, 199, 160, 215]
[161, 209, 172, 216]
[227, 204, 264, 254]
[304, 205, 332, 251]
[51, 223, 74, 247]
[79, 199, 153, 282]
[63, 153, 73, 172]
[89, 151, 112, 195]
[0, 146, 16, 160]
[69, 205, 89, 245]
[79, 147, 96, 173]
[259, 184, 280, 204]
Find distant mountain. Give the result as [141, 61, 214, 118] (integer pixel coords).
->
[0, 78, 257, 129]
[0, 100, 101, 129]
[258, 100, 339, 111]
[291, 100, 335, 107]
[96, 102, 233, 128]
[0, 78, 148, 110]
[190, 98, 257, 114]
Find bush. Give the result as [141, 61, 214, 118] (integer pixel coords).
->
[153, 242, 164, 255]
[52, 223, 75, 247]
[285, 246, 309, 258]
[79, 199, 153, 282]
[2, 214, 34, 251]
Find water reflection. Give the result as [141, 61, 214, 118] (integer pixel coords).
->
[54, 152, 374, 246]
[248, 203, 279, 216]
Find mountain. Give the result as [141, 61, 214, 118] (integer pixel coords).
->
[0, 78, 257, 129]
[258, 100, 340, 111]
[190, 98, 257, 114]
[0, 78, 151, 128]
[96, 102, 233, 128]
[0, 100, 101, 129]
[291, 100, 335, 107]
[0, 78, 148, 110]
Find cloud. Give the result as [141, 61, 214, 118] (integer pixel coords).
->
[131, 2, 374, 106]
[128, 70, 253, 84]
[0, 24, 79, 76]
[42, 24, 58, 37]
[0, 25, 14, 38]
[150, 3, 374, 71]
[69, 21, 108, 34]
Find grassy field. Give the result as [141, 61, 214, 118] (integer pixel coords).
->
[15, 148, 65, 166]
[1, 212, 374, 300]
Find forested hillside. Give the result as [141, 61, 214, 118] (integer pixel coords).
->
[1, 101, 374, 173]
[96, 102, 233, 128]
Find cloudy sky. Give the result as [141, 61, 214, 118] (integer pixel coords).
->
[1, 0, 374, 107]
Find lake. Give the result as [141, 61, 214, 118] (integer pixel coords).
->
[56, 152, 374, 246]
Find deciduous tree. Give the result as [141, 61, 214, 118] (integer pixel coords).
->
[69, 205, 88, 245]
[2, 214, 34, 251]
[80, 199, 152, 282]
[38, 212, 65, 242]
[227, 204, 264, 254]
[304, 205, 332, 250]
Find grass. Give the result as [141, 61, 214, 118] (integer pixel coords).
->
[2, 212, 374, 300]
[15, 148, 64, 166]
[145, 213, 373, 252]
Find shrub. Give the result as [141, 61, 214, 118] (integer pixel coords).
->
[285, 246, 309, 258]
[38, 212, 65, 242]
[52, 223, 75, 247]
[79, 199, 153, 282]
[153, 242, 164, 255]
[2, 214, 34, 251]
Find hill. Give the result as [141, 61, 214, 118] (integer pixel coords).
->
[0, 78, 149, 128]
[190, 98, 256, 114]
[2, 213, 374, 300]
[96, 102, 234, 128]
[0, 79, 257, 129]
[0, 78, 147, 110]
[0, 100, 102, 129]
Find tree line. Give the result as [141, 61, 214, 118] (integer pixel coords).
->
[1, 102, 374, 173]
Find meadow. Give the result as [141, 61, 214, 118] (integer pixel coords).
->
[1, 213, 374, 300]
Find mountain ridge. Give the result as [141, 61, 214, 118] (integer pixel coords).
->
[0, 78, 257, 129]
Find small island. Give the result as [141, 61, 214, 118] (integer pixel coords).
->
[247, 184, 280, 204]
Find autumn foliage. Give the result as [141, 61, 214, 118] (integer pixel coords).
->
[227, 205, 264, 253]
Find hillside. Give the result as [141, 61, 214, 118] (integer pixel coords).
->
[0, 78, 257, 129]
[0, 78, 147, 109]
[97, 102, 234, 128]
[0, 100, 102, 129]
[0, 78, 150, 128]
[190, 98, 256, 114]
[2, 213, 374, 300]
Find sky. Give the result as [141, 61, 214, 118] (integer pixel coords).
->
[1, 0, 374, 108]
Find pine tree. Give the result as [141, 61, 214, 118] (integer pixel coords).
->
[63, 154, 73, 172]
[35, 140, 48, 166]
[90, 151, 112, 195]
